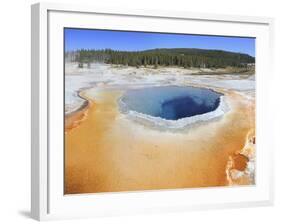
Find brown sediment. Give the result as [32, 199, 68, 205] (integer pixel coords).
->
[225, 129, 256, 186]
[64, 88, 255, 194]
[231, 154, 249, 171]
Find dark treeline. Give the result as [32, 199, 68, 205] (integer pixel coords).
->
[67, 48, 255, 68]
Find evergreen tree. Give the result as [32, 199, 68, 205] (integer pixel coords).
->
[70, 48, 255, 69]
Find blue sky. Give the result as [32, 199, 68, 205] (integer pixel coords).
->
[64, 28, 255, 57]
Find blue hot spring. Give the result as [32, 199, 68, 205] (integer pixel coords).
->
[119, 86, 222, 120]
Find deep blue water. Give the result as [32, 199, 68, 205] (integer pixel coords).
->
[120, 86, 222, 120]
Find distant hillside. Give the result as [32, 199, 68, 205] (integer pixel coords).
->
[66, 48, 255, 69]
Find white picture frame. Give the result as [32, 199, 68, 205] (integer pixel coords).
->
[31, 2, 274, 221]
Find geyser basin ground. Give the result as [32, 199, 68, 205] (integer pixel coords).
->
[119, 86, 228, 129]
[64, 64, 255, 194]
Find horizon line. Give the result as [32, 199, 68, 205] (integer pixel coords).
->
[65, 47, 255, 57]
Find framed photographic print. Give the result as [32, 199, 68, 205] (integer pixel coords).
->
[31, 2, 274, 221]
